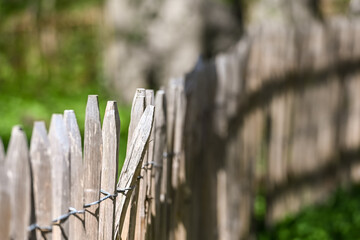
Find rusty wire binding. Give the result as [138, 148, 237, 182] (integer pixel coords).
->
[28, 150, 169, 234]
[28, 187, 133, 233]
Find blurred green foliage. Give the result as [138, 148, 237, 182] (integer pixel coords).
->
[258, 185, 360, 240]
[0, 0, 130, 170]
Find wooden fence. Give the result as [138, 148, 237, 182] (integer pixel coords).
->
[3, 15, 360, 240]
[0, 91, 167, 240]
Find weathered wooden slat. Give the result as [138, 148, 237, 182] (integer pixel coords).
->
[152, 90, 167, 240]
[6, 126, 31, 240]
[49, 114, 70, 240]
[0, 140, 11, 239]
[164, 79, 178, 239]
[83, 95, 103, 239]
[170, 79, 187, 240]
[145, 90, 156, 240]
[30, 121, 52, 239]
[64, 110, 85, 240]
[98, 101, 120, 240]
[114, 105, 155, 240]
[0, 137, 5, 162]
[127, 88, 146, 152]
[122, 88, 146, 240]
[134, 89, 154, 240]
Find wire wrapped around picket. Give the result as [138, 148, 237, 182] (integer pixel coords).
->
[28, 187, 134, 233]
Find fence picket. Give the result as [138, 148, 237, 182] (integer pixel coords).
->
[49, 114, 71, 240]
[123, 88, 146, 240]
[0, 139, 11, 239]
[127, 89, 146, 152]
[171, 79, 187, 240]
[0, 137, 4, 162]
[98, 101, 121, 240]
[152, 90, 167, 240]
[134, 90, 154, 240]
[6, 126, 31, 240]
[83, 95, 103, 239]
[30, 121, 52, 239]
[114, 105, 155, 240]
[64, 110, 85, 240]
[145, 90, 155, 239]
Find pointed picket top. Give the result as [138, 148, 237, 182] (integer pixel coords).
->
[5, 126, 31, 240]
[0, 137, 4, 163]
[49, 114, 71, 239]
[30, 121, 52, 239]
[122, 88, 146, 239]
[64, 110, 85, 240]
[99, 101, 121, 240]
[114, 105, 155, 239]
[127, 88, 146, 153]
[83, 95, 103, 239]
[134, 89, 155, 240]
[0, 135, 11, 238]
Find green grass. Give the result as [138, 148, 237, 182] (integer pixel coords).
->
[0, 93, 130, 168]
[258, 185, 360, 240]
[0, 2, 130, 170]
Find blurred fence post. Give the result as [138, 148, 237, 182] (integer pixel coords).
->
[153, 90, 167, 240]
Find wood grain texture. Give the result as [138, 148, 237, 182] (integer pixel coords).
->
[6, 126, 31, 240]
[134, 89, 154, 240]
[98, 101, 121, 240]
[122, 88, 146, 240]
[153, 90, 167, 240]
[145, 90, 155, 240]
[127, 89, 146, 152]
[83, 95, 103, 239]
[170, 79, 187, 240]
[49, 114, 70, 240]
[0, 140, 11, 239]
[114, 105, 155, 240]
[30, 121, 52, 239]
[64, 110, 85, 240]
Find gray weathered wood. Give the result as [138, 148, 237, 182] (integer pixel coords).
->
[30, 121, 52, 239]
[145, 90, 156, 239]
[49, 114, 70, 240]
[0, 137, 4, 162]
[64, 110, 85, 240]
[134, 89, 154, 240]
[114, 105, 155, 240]
[83, 95, 103, 239]
[122, 88, 146, 240]
[98, 101, 121, 240]
[127, 88, 146, 153]
[152, 90, 167, 240]
[170, 79, 187, 240]
[6, 126, 31, 240]
[0, 140, 11, 239]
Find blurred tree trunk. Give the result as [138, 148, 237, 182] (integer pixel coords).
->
[246, 0, 322, 27]
[36, 0, 57, 57]
[103, 0, 242, 103]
